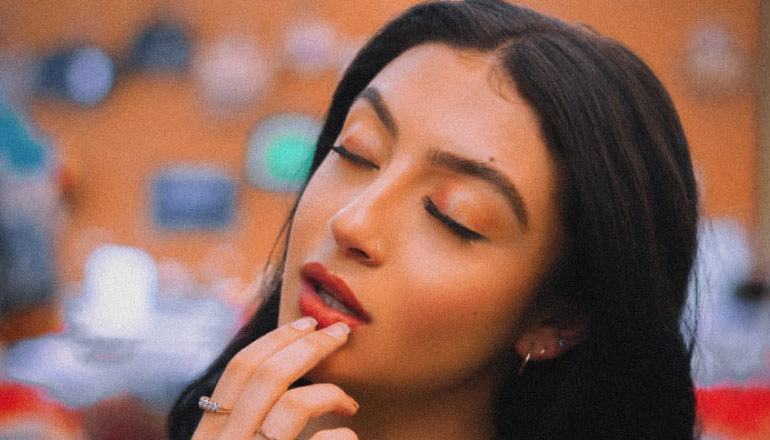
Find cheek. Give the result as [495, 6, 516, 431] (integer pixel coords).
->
[281, 167, 342, 307]
[291, 166, 344, 240]
[387, 220, 546, 346]
[391, 257, 536, 365]
[401, 272, 526, 328]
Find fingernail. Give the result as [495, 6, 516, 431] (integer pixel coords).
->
[349, 398, 360, 413]
[322, 322, 350, 339]
[291, 317, 318, 331]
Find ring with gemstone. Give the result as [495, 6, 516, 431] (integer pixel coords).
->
[198, 396, 232, 414]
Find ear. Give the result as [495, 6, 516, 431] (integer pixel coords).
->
[514, 311, 589, 361]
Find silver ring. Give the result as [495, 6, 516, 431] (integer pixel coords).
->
[257, 427, 279, 440]
[198, 396, 231, 414]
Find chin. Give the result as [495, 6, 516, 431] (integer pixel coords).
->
[309, 344, 382, 389]
[303, 352, 356, 385]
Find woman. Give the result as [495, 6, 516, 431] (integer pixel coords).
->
[169, 1, 699, 438]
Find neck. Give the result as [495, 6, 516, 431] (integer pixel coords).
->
[301, 366, 502, 440]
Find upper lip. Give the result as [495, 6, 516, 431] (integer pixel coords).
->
[300, 262, 371, 322]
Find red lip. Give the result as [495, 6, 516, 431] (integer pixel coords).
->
[299, 262, 370, 331]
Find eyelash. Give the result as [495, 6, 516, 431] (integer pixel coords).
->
[423, 197, 486, 242]
[330, 145, 379, 170]
[330, 144, 486, 243]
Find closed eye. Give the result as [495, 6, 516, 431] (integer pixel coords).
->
[330, 145, 380, 170]
[422, 197, 486, 242]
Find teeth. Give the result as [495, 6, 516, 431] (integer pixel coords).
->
[318, 288, 359, 318]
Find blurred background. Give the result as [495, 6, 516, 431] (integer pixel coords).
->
[0, 0, 767, 439]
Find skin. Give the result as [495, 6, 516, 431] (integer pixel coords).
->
[193, 43, 583, 440]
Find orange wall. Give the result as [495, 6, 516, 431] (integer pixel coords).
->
[1, 0, 758, 289]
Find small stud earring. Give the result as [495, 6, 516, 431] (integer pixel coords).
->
[363, 242, 380, 263]
[557, 338, 566, 348]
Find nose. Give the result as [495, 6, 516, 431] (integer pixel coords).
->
[327, 190, 386, 266]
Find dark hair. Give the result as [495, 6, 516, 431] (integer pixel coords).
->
[168, 1, 699, 438]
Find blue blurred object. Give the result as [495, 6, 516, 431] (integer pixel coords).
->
[37, 45, 115, 106]
[129, 20, 192, 73]
[0, 221, 56, 312]
[152, 165, 237, 230]
[0, 95, 47, 172]
[0, 92, 56, 313]
[685, 218, 770, 386]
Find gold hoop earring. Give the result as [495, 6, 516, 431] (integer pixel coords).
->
[517, 351, 531, 375]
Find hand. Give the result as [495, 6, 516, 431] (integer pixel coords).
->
[191, 318, 359, 440]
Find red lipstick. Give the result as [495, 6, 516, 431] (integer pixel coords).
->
[299, 262, 370, 331]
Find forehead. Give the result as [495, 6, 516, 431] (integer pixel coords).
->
[362, 43, 544, 161]
[372, 43, 512, 99]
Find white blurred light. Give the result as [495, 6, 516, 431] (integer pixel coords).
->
[2, 244, 235, 408]
[78, 245, 157, 339]
[195, 36, 273, 113]
[283, 19, 337, 76]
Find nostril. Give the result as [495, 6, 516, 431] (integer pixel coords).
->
[348, 248, 371, 260]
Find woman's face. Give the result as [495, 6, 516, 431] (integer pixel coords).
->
[279, 43, 562, 396]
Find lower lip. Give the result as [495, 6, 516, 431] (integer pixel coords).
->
[299, 280, 368, 331]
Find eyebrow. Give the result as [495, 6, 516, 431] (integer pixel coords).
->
[428, 149, 529, 229]
[357, 87, 398, 138]
[354, 86, 528, 229]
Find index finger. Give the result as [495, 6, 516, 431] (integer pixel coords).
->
[193, 317, 320, 439]
[211, 317, 319, 405]
[220, 322, 351, 439]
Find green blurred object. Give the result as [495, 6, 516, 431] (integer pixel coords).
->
[245, 113, 321, 192]
[264, 132, 315, 184]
